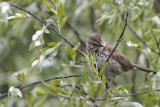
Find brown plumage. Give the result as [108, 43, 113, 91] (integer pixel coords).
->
[86, 33, 156, 88]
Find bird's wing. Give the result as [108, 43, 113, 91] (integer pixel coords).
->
[104, 44, 133, 70]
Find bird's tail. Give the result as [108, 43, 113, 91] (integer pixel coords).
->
[132, 64, 156, 74]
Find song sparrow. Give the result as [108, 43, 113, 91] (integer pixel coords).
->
[86, 33, 156, 88]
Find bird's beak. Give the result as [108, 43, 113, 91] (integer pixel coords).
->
[98, 43, 104, 47]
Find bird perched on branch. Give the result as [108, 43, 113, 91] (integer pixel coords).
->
[86, 33, 156, 89]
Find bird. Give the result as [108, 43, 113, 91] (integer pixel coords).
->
[86, 33, 156, 89]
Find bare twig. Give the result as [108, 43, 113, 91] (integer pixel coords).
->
[66, 21, 86, 46]
[58, 86, 160, 102]
[0, 74, 82, 98]
[128, 24, 160, 55]
[60, 84, 98, 107]
[131, 50, 139, 99]
[60, 84, 79, 88]
[75, 60, 86, 64]
[69, 78, 81, 99]
[57, 94, 98, 107]
[157, 0, 160, 4]
[94, 88, 160, 101]
[89, 6, 97, 32]
[101, 13, 128, 98]
[106, 13, 128, 62]
[127, 24, 148, 47]
[10, 4, 84, 57]
[152, 31, 160, 54]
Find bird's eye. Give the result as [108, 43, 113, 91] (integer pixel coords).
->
[92, 43, 96, 46]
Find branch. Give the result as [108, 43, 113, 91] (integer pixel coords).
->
[60, 84, 98, 107]
[69, 78, 81, 99]
[94, 88, 160, 101]
[106, 13, 128, 62]
[60, 84, 160, 102]
[57, 94, 98, 107]
[152, 31, 160, 54]
[0, 74, 82, 99]
[10, 4, 84, 57]
[127, 23, 160, 55]
[127, 23, 148, 47]
[89, 6, 97, 32]
[66, 21, 86, 47]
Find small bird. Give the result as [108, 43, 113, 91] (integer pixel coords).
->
[86, 33, 156, 89]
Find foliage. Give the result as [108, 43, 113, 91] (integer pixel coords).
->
[0, 0, 160, 107]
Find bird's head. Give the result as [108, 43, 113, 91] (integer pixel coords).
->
[86, 33, 104, 54]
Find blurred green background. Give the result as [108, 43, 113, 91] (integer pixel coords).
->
[0, 0, 160, 107]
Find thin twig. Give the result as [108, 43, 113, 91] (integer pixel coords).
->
[127, 24, 148, 47]
[66, 21, 86, 46]
[57, 94, 98, 107]
[10, 4, 84, 57]
[152, 31, 160, 54]
[89, 6, 97, 32]
[69, 78, 81, 99]
[157, 0, 160, 4]
[59, 85, 160, 102]
[106, 13, 128, 62]
[0, 74, 82, 98]
[75, 60, 86, 64]
[128, 23, 160, 55]
[101, 13, 128, 98]
[94, 88, 160, 101]
[60, 84, 98, 107]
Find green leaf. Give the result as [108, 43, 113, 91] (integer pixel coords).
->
[34, 95, 47, 107]
[67, 48, 76, 61]
[43, 47, 56, 56]
[52, 47, 58, 57]
[29, 42, 35, 51]
[83, 52, 90, 64]
[81, 70, 89, 83]
[124, 84, 133, 90]
[31, 59, 39, 67]
[48, 80, 61, 93]
[54, 0, 59, 4]
[16, 72, 26, 83]
[44, 28, 49, 33]
[47, 42, 58, 47]
[31, 56, 40, 67]
[32, 30, 43, 41]
[36, 89, 47, 96]
[57, 2, 64, 20]
[33, 25, 42, 30]
[131, 102, 143, 107]
[110, 85, 122, 91]
[8, 86, 22, 98]
[60, 16, 67, 29]
[62, 61, 83, 67]
[101, 75, 106, 85]
[43, 42, 62, 57]
[99, 61, 107, 77]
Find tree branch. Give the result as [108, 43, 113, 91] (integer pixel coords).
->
[89, 6, 97, 32]
[10, 4, 85, 57]
[0, 74, 82, 99]
[66, 21, 86, 47]
[106, 13, 128, 62]
[94, 88, 160, 101]
[127, 23, 160, 55]
[69, 78, 81, 100]
[60, 84, 98, 107]
[152, 31, 160, 54]
[127, 23, 148, 47]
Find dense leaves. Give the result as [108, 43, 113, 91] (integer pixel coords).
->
[0, 0, 160, 107]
